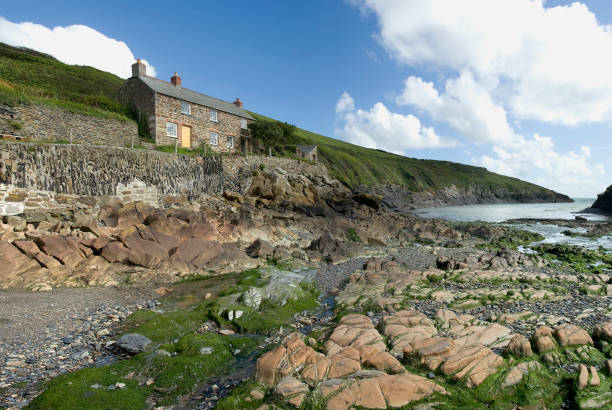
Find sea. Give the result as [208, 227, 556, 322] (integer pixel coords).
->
[412, 198, 612, 250]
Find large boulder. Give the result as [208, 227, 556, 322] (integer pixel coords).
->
[308, 234, 362, 263]
[593, 321, 612, 343]
[117, 333, 152, 354]
[34, 236, 85, 267]
[118, 225, 168, 269]
[319, 373, 448, 410]
[506, 334, 533, 357]
[246, 239, 274, 258]
[0, 241, 40, 282]
[554, 323, 593, 347]
[101, 241, 131, 264]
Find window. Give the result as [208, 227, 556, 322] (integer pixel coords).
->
[181, 101, 191, 115]
[210, 132, 218, 145]
[210, 109, 218, 122]
[227, 135, 234, 149]
[240, 119, 248, 129]
[166, 122, 178, 138]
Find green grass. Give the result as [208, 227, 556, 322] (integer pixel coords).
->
[534, 243, 612, 273]
[28, 333, 259, 410]
[29, 267, 320, 409]
[0, 43, 132, 121]
[2, 41, 569, 196]
[248, 112, 567, 194]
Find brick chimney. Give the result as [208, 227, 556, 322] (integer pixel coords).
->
[171, 72, 181, 87]
[132, 59, 146, 77]
[233, 98, 243, 108]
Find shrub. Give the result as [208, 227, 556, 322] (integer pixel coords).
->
[9, 121, 22, 130]
[346, 228, 361, 243]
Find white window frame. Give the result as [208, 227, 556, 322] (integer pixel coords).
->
[210, 132, 218, 146]
[181, 101, 191, 115]
[240, 118, 248, 129]
[209, 109, 218, 122]
[227, 135, 234, 149]
[166, 122, 178, 138]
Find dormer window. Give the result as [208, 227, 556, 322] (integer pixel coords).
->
[210, 109, 218, 122]
[181, 101, 191, 115]
[240, 119, 248, 129]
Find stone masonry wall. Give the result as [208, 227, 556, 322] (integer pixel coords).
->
[0, 142, 223, 215]
[117, 78, 157, 138]
[154, 93, 250, 152]
[0, 104, 139, 147]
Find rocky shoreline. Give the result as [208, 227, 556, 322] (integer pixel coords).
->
[356, 183, 572, 211]
[1, 163, 611, 409]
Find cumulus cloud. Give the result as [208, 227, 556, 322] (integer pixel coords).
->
[335, 92, 458, 153]
[346, 0, 609, 195]
[0, 16, 155, 78]
[354, 0, 612, 125]
[397, 72, 515, 144]
[474, 136, 606, 197]
[336, 91, 355, 113]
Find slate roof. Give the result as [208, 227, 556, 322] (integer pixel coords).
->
[138, 76, 254, 120]
[297, 145, 317, 155]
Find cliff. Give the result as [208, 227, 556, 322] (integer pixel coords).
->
[590, 185, 612, 214]
[356, 183, 572, 211]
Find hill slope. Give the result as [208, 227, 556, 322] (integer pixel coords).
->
[0, 41, 571, 207]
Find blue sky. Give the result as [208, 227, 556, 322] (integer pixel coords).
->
[1, 0, 611, 197]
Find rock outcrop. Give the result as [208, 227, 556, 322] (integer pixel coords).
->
[589, 185, 612, 214]
[356, 183, 572, 211]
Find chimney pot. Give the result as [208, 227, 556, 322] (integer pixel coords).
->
[171, 72, 182, 87]
[233, 98, 243, 108]
[131, 59, 146, 77]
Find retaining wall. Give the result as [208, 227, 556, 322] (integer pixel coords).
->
[0, 142, 223, 215]
[0, 104, 139, 147]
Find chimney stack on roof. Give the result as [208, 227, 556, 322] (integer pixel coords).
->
[171, 72, 182, 87]
[233, 98, 243, 108]
[131, 59, 146, 77]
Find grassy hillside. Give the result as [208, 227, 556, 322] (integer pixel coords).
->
[0, 42, 563, 196]
[0, 42, 129, 120]
[249, 113, 559, 195]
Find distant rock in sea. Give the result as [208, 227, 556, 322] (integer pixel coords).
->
[587, 185, 612, 214]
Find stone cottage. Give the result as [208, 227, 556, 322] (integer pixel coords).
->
[296, 145, 318, 162]
[119, 60, 254, 153]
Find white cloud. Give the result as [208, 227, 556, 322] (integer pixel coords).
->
[0, 16, 155, 78]
[335, 93, 458, 152]
[336, 91, 355, 113]
[355, 0, 612, 125]
[474, 135, 606, 197]
[397, 72, 515, 144]
[348, 0, 609, 195]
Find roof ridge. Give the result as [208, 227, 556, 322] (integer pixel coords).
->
[142, 75, 237, 107]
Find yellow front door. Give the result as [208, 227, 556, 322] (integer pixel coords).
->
[181, 126, 191, 148]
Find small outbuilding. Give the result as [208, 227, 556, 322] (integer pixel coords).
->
[296, 145, 317, 162]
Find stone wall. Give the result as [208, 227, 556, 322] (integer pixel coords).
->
[117, 77, 157, 138]
[0, 104, 139, 147]
[0, 142, 223, 215]
[154, 93, 250, 152]
[223, 156, 329, 194]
